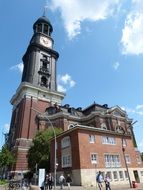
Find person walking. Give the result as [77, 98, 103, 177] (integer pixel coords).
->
[48, 173, 54, 190]
[44, 175, 49, 190]
[59, 174, 65, 189]
[104, 174, 111, 190]
[96, 171, 103, 190]
[66, 174, 72, 190]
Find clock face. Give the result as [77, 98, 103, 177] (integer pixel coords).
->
[40, 36, 52, 48]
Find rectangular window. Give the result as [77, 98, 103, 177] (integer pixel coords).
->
[119, 171, 124, 180]
[113, 171, 118, 180]
[125, 155, 131, 164]
[102, 136, 116, 145]
[106, 171, 112, 181]
[104, 154, 120, 168]
[122, 139, 127, 147]
[62, 155, 71, 168]
[137, 156, 141, 164]
[91, 153, 97, 164]
[140, 171, 143, 176]
[89, 135, 95, 143]
[44, 25, 49, 35]
[124, 171, 128, 179]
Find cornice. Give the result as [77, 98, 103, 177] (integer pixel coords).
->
[10, 82, 65, 107]
[43, 110, 131, 124]
[51, 124, 132, 140]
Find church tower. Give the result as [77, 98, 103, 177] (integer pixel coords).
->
[8, 15, 64, 172]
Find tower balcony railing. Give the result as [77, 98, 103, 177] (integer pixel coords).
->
[39, 66, 50, 74]
[40, 59, 50, 64]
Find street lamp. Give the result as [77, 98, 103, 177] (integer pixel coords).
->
[121, 132, 132, 188]
[31, 108, 57, 190]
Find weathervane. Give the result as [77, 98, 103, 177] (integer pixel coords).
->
[43, 0, 48, 17]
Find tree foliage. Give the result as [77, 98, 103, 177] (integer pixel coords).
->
[27, 128, 62, 172]
[0, 145, 15, 168]
[141, 152, 143, 161]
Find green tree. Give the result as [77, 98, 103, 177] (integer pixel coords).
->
[141, 152, 143, 161]
[27, 128, 62, 172]
[0, 145, 15, 178]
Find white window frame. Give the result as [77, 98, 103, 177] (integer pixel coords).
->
[61, 136, 71, 148]
[136, 156, 141, 164]
[124, 170, 129, 179]
[91, 153, 98, 164]
[89, 135, 95, 143]
[122, 139, 127, 147]
[62, 154, 71, 168]
[106, 171, 112, 181]
[113, 171, 118, 181]
[140, 171, 143, 176]
[104, 154, 120, 168]
[125, 155, 131, 164]
[119, 171, 124, 180]
[102, 136, 116, 145]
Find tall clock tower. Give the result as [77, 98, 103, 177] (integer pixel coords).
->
[8, 15, 64, 172]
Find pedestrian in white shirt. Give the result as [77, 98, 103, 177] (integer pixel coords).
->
[59, 174, 65, 189]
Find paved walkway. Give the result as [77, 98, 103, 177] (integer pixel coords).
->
[30, 183, 143, 190]
[0, 183, 143, 190]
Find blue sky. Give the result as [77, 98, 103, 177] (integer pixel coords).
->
[0, 0, 143, 152]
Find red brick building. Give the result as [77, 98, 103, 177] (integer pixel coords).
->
[7, 14, 143, 186]
[43, 103, 143, 186]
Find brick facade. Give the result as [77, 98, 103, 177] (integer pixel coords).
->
[49, 104, 143, 186]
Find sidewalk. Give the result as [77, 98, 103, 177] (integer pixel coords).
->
[30, 183, 143, 190]
[0, 183, 142, 190]
[72, 183, 142, 190]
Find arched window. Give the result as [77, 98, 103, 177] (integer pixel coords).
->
[37, 24, 42, 32]
[115, 125, 125, 134]
[41, 76, 47, 87]
[43, 61, 47, 69]
[61, 136, 71, 148]
[43, 24, 49, 35]
[68, 124, 76, 129]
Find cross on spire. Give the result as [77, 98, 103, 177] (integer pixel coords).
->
[43, 0, 48, 17]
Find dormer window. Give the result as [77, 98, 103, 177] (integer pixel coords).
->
[113, 111, 121, 117]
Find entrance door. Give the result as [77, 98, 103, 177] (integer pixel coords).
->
[133, 170, 140, 183]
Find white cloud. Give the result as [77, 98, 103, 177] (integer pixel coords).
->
[58, 74, 76, 92]
[121, 0, 143, 55]
[138, 140, 143, 150]
[50, 0, 121, 39]
[122, 104, 143, 116]
[135, 104, 143, 115]
[10, 62, 23, 73]
[113, 62, 120, 70]
[60, 74, 76, 87]
[57, 84, 66, 93]
[3, 123, 10, 133]
[121, 106, 135, 114]
[136, 104, 143, 110]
